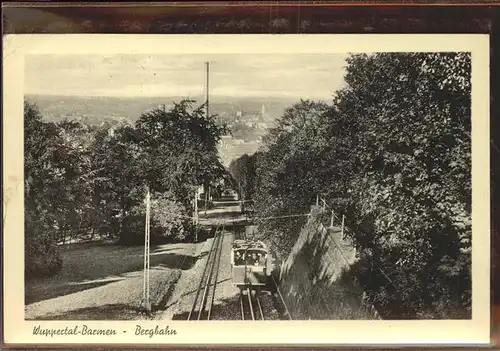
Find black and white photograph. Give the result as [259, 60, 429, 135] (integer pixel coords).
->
[3, 34, 490, 345]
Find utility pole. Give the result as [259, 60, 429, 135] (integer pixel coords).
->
[204, 183, 208, 215]
[193, 189, 199, 226]
[142, 188, 151, 312]
[204, 62, 211, 217]
[341, 214, 345, 238]
[239, 182, 244, 214]
[205, 61, 210, 120]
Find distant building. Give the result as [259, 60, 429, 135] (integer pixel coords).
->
[156, 104, 174, 112]
[249, 113, 260, 122]
[220, 135, 232, 149]
[236, 111, 243, 118]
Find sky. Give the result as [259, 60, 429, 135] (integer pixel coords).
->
[25, 54, 348, 101]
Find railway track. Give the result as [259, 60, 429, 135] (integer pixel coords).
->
[239, 282, 292, 321]
[240, 288, 264, 320]
[186, 220, 292, 321]
[187, 222, 225, 321]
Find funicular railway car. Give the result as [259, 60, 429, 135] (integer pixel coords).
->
[230, 239, 268, 291]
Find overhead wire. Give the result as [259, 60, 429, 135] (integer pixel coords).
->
[158, 211, 310, 223]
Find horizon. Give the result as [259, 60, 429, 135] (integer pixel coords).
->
[24, 92, 305, 102]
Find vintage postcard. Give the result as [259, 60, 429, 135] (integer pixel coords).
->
[3, 34, 491, 345]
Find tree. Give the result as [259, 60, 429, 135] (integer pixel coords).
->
[254, 100, 330, 256]
[131, 100, 229, 202]
[110, 100, 230, 244]
[24, 100, 64, 278]
[336, 53, 471, 318]
[229, 152, 260, 201]
[53, 119, 97, 242]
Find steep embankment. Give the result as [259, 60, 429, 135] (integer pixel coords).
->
[278, 206, 380, 320]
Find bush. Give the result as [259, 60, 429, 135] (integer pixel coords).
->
[117, 192, 192, 246]
[25, 227, 62, 280]
[150, 192, 189, 241]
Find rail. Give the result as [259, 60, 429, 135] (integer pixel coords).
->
[240, 287, 265, 320]
[207, 223, 224, 320]
[187, 222, 224, 321]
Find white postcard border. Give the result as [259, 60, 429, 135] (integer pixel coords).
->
[3, 34, 491, 345]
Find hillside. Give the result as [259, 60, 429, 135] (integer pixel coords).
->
[25, 94, 299, 165]
[25, 94, 297, 126]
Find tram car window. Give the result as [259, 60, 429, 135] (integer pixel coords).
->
[231, 239, 269, 288]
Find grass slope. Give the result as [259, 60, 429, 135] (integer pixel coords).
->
[25, 240, 203, 320]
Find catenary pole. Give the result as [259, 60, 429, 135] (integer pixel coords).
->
[143, 188, 151, 311]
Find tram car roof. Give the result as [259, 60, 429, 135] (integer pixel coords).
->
[231, 239, 267, 251]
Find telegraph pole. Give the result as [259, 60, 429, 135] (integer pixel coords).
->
[193, 189, 199, 226]
[204, 61, 210, 216]
[208, 185, 211, 203]
[206, 61, 210, 120]
[204, 184, 208, 215]
[142, 188, 151, 312]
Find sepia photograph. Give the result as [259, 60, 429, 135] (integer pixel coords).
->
[3, 34, 490, 345]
